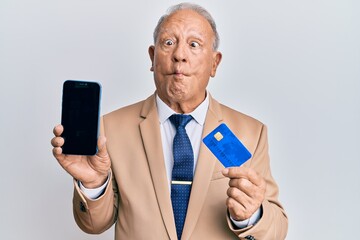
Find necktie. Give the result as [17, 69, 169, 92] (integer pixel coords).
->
[169, 114, 194, 240]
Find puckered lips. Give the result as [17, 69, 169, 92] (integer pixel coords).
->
[168, 66, 189, 80]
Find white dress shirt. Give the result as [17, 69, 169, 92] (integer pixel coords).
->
[156, 94, 207, 190]
[80, 93, 261, 228]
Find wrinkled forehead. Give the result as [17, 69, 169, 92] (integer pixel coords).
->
[158, 9, 215, 39]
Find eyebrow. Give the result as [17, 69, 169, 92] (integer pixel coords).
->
[187, 30, 206, 40]
[159, 28, 207, 41]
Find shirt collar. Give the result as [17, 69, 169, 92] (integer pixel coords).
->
[156, 93, 209, 126]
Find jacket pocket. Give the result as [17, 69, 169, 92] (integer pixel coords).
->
[211, 170, 226, 181]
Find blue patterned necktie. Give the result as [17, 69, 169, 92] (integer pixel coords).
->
[169, 114, 194, 240]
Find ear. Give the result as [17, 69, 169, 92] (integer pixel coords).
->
[148, 45, 155, 72]
[210, 51, 222, 77]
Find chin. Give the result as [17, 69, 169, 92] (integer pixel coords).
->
[168, 88, 189, 101]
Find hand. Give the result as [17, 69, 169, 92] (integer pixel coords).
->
[222, 167, 266, 221]
[51, 124, 111, 188]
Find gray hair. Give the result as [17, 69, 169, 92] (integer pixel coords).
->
[153, 2, 220, 50]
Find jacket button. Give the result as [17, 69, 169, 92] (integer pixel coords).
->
[80, 202, 86, 212]
[245, 236, 255, 240]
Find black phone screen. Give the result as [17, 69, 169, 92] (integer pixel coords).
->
[61, 80, 101, 155]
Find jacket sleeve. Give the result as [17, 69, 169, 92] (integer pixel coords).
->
[72, 169, 119, 234]
[227, 125, 288, 239]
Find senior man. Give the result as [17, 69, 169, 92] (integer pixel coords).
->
[51, 3, 288, 240]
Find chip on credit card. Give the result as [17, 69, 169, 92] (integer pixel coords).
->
[202, 123, 252, 168]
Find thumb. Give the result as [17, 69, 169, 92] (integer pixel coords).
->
[96, 136, 108, 158]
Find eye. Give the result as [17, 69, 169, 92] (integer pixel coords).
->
[165, 39, 174, 46]
[190, 41, 200, 48]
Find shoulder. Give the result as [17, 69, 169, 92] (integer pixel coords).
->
[103, 94, 155, 123]
[220, 103, 263, 128]
[209, 96, 264, 130]
[104, 100, 144, 120]
[211, 98, 266, 143]
[213, 101, 268, 155]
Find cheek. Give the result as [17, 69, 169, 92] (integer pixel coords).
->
[198, 78, 210, 91]
[153, 74, 166, 89]
[154, 52, 171, 69]
[192, 55, 214, 74]
[186, 77, 209, 95]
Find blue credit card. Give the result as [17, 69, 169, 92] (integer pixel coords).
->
[203, 123, 252, 168]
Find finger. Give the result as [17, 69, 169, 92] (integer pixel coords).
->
[96, 136, 108, 158]
[229, 178, 256, 197]
[223, 167, 263, 187]
[226, 197, 249, 221]
[227, 187, 251, 208]
[222, 166, 247, 178]
[246, 168, 264, 187]
[52, 146, 64, 161]
[53, 124, 64, 137]
[51, 136, 64, 147]
[226, 186, 262, 221]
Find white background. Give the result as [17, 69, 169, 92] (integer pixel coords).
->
[1, 0, 359, 239]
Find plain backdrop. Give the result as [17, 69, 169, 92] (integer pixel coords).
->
[0, 0, 359, 239]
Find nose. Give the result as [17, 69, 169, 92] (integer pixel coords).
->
[172, 43, 187, 63]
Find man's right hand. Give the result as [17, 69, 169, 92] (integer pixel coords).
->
[51, 124, 111, 189]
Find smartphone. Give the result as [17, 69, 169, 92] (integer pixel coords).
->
[61, 80, 101, 155]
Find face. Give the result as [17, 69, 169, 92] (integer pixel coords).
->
[149, 9, 222, 113]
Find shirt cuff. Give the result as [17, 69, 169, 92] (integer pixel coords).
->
[78, 174, 110, 200]
[230, 206, 263, 229]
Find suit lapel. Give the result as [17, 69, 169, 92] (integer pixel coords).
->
[139, 95, 177, 240]
[181, 96, 223, 240]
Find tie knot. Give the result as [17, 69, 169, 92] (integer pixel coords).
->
[169, 114, 193, 128]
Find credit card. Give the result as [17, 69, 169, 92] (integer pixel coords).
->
[203, 123, 252, 168]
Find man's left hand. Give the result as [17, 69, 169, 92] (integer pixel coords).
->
[222, 167, 266, 221]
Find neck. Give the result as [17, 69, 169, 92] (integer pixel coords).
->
[159, 92, 206, 114]
[169, 103, 196, 114]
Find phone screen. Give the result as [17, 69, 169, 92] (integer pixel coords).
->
[61, 80, 101, 155]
